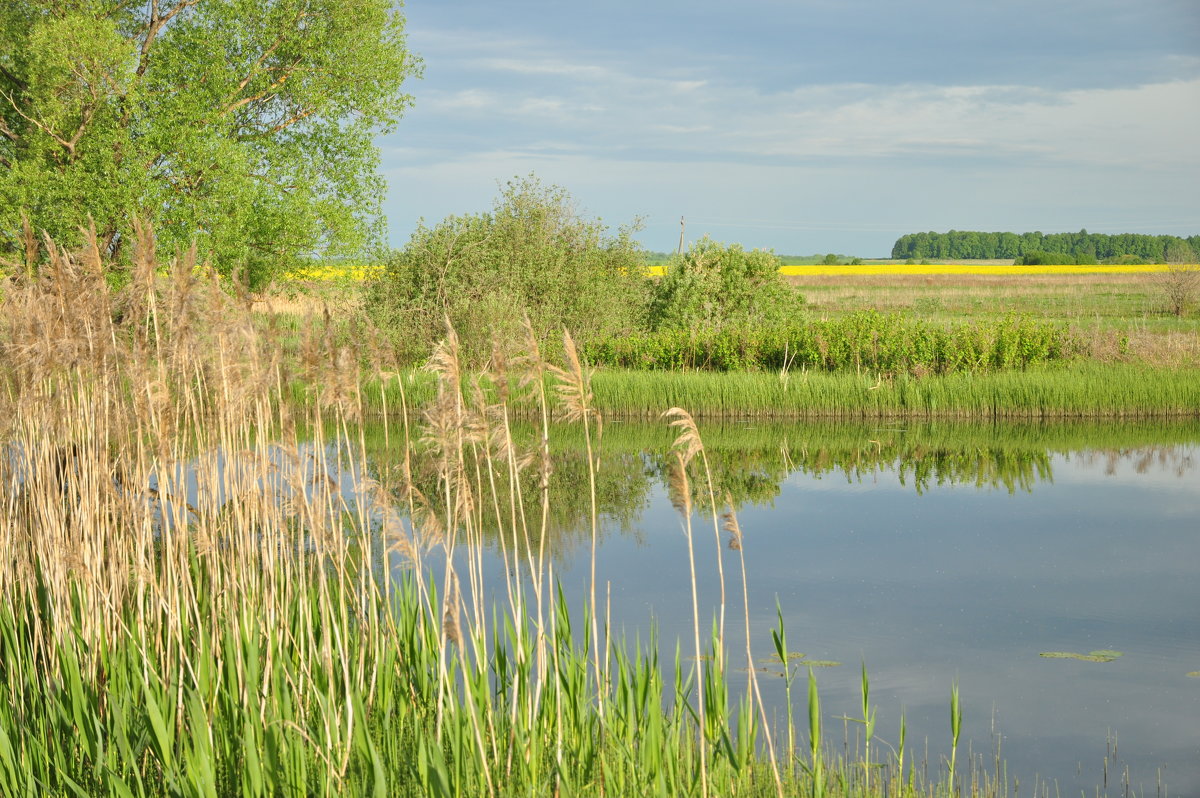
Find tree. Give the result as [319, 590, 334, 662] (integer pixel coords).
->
[365, 177, 650, 364]
[0, 0, 419, 286]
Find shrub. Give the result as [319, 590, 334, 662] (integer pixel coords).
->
[1016, 251, 1099, 266]
[364, 177, 649, 364]
[646, 238, 804, 332]
[1106, 254, 1147, 265]
[1157, 264, 1199, 318]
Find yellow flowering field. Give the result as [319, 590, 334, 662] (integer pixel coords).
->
[776, 263, 1177, 277]
[293, 262, 1185, 281]
[286, 264, 384, 280]
[644, 263, 1179, 277]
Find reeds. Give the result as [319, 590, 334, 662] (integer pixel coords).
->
[587, 312, 1078, 374]
[584, 364, 1200, 419]
[0, 232, 1107, 796]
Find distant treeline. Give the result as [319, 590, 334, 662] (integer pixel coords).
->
[891, 230, 1199, 263]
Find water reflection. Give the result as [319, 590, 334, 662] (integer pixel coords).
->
[351, 419, 1200, 557]
[351, 418, 1200, 796]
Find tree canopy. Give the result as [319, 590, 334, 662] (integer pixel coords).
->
[0, 0, 419, 285]
[892, 230, 1199, 263]
[365, 178, 649, 365]
[647, 238, 804, 331]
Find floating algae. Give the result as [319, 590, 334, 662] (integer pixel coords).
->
[1039, 650, 1123, 663]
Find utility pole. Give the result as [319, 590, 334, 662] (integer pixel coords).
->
[677, 216, 685, 255]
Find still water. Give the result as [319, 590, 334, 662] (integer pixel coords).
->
[431, 420, 1200, 796]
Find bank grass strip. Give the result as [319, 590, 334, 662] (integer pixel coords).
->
[357, 363, 1200, 420]
[581, 364, 1200, 419]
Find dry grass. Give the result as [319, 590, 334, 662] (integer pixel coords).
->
[250, 282, 364, 317]
[787, 272, 1162, 312]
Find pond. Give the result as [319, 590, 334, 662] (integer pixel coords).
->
[366, 418, 1198, 796]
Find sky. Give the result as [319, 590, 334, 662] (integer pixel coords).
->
[377, 0, 1200, 258]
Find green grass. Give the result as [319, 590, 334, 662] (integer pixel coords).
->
[580, 364, 1200, 418]
[348, 362, 1200, 420]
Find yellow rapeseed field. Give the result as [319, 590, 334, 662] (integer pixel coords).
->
[644, 263, 1180, 277]
[776, 263, 1178, 277]
[287, 264, 384, 280]
[293, 262, 1186, 281]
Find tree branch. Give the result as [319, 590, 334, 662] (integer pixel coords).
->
[223, 7, 311, 115]
[64, 102, 98, 155]
[136, 0, 200, 78]
[236, 107, 317, 140]
[2, 89, 72, 153]
[223, 57, 304, 116]
[0, 115, 18, 143]
[0, 64, 26, 93]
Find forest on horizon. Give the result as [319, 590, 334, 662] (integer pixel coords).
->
[892, 230, 1198, 262]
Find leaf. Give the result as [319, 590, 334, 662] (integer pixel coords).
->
[141, 675, 175, 773]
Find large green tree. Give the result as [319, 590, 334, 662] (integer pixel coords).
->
[0, 0, 418, 284]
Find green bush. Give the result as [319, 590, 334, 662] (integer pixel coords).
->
[1016, 251, 1098, 266]
[364, 177, 649, 364]
[1106, 254, 1147, 265]
[646, 237, 804, 331]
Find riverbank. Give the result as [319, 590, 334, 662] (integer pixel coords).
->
[356, 363, 1200, 419]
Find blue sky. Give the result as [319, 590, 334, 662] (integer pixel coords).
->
[378, 0, 1200, 257]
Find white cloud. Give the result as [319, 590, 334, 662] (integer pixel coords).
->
[409, 26, 1200, 172]
[425, 89, 500, 112]
[384, 25, 1200, 252]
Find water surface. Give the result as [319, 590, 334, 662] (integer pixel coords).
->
[413, 419, 1200, 796]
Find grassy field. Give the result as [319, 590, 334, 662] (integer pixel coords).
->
[785, 270, 1200, 365]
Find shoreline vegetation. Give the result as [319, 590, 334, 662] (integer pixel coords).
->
[1, 230, 1071, 798]
[3, 231, 1179, 795]
[351, 363, 1200, 420]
